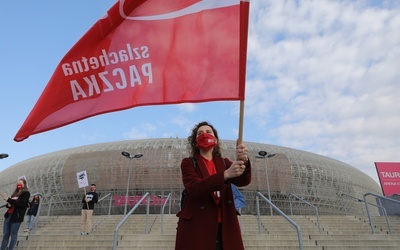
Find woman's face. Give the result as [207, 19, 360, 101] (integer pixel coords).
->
[17, 180, 24, 187]
[196, 125, 215, 138]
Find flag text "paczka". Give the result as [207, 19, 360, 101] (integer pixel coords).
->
[62, 44, 153, 101]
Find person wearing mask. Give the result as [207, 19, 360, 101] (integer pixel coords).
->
[175, 121, 251, 250]
[81, 184, 98, 235]
[24, 195, 40, 232]
[0, 179, 30, 250]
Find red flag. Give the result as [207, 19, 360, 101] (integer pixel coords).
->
[14, 0, 249, 142]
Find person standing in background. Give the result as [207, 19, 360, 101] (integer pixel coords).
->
[0, 179, 30, 250]
[81, 184, 98, 235]
[24, 195, 40, 232]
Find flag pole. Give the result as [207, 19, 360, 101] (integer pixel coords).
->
[83, 187, 89, 210]
[237, 100, 245, 144]
[237, 0, 249, 146]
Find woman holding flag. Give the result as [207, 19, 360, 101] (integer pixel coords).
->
[175, 121, 251, 250]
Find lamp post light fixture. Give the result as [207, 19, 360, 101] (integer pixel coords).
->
[256, 150, 275, 215]
[121, 151, 143, 215]
[0, 153, 9, 159]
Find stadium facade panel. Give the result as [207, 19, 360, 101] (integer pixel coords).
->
[0, 139, 381, 215]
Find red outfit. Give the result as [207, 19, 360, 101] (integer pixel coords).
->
[175, 154, 251, 250]
[201, 156, 222, 222]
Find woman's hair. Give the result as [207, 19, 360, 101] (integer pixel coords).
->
[188, 121, 222, 157]
[11, 178, 29, 197]
[33, 195, 40, 203]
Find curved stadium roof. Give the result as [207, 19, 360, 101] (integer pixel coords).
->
[0, 138, 381, 215]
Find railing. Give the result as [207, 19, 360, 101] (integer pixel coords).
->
[340, 193, 365, 215]
[47, 193, 53, 216]
[98, 193, 112, 215]
[289, 193, 321, 234]
[256, 192, 303, 250]
[363, 192, 400, 234]
[44, 192, 111, 216]
[342, 193, 391, 234]
[98, 192, 111, 202]
[160, 193, 171, 234]
[113, 192, 150, 250]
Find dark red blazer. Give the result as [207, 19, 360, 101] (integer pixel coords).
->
[175, 154, 251, 250]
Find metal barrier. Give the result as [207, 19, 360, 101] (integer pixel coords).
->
[363, 192, 400, 234]
[47, 194, 53, 216]
[341, 193, 365, 215]
[98, 193, 111, 202]
[256, 192, 303, 250]
[160, 193, 171, 234]
[113, 192, 150, 250]
[98, 193, 112, 215]
[289, 193, 321, 234]
[341, 193, 391, 234]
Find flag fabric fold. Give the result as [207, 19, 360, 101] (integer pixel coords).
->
[14, 0, 249, 142]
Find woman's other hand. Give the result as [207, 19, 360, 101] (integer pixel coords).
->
[224, 160, 246, 180]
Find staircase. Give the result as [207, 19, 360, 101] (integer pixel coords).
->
[0, 214, 399, 249]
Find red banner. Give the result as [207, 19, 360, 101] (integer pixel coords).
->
[15, 0, 249, 142]
[113, 195, 168, 206]
[375, 162, 400, 196]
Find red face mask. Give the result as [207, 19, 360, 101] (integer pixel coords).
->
[90, 187, 95, 192]
[16, 184, 23, 190]
[196, 133, 217, 151]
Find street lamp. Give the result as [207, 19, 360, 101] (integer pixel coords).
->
[256, 150, 275, 215]
[0, 153, 9, 159]
[121, 151, 143, 215]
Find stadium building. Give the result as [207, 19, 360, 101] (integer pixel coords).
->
[0, 138, 381, 216]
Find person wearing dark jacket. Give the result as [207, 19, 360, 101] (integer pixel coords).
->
[81, 184, 98, 235]
[23, 195, 40, 232]
[175, 121, 251, 250]
[0, 179, 30, 250]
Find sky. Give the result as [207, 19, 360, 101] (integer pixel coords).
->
[1, 0, 399, 186]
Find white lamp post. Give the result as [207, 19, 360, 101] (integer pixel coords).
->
[256, 150, 275, 216]
[121, 151, 143, 215]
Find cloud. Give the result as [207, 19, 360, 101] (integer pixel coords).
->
[177, 103, 196, 113]
[124, 123, 157, 139]
[245, 0, 400, 184]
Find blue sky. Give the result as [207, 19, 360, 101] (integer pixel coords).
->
[1, 0, 400, 185]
